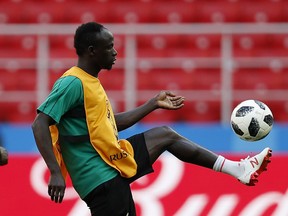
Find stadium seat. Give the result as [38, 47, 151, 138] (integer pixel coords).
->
[137, 34, 222, 51]
[282, 1, 288, 22]
[0, 70, 18, 91]
[0, 35, 36, 58]
[238, 2, 285, 23]
[0, 69, 36, 91]
[1, 0, 288, 124]
[233, 34, 270, 50]
[99, 68, 125, 90]
[137, 68, 194, 90]
[181, 101, 221, 122]
[49, 35, 74, 50]
[49, 48, 77, 58]
[63, 2, 110, 23]
[49, 35, 76, 58]
[139, 107, 181, 123]
[233, 68, 282, 90]
[0, 102, 14, 122]
[103, 2, 153, 23]
[137, 68, 221, 91]
[137, 35, 179, 50]
[3, 2, 66, 23]
[194, 1, 241, 23]
[279, 69, 288, 89]
[233, 34, 288, 57]
[1, 0, 286, 24]
[256, 34, 288, 56]
[187, 68, 221, 90]
[0, 101, 36, 123]
[149, 2, 197, 23]
[0, 2, 22, 23]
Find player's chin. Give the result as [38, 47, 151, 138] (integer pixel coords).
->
[104, 64, 114, 70]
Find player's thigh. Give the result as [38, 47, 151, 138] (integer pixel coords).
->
[84, 175, 135, 216]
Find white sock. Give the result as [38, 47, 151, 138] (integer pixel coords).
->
[213, 155, 244, 178]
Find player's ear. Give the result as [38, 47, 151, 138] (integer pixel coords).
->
[87, 45, 96, 56]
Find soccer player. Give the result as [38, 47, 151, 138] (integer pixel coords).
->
[32, 22, 272, 216]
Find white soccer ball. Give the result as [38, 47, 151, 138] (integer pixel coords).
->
[230, 100, 274, 141]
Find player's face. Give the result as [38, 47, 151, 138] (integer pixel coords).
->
[93, 29, 117, 70]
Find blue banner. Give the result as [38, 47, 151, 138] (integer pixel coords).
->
[1, 123, 287, 154]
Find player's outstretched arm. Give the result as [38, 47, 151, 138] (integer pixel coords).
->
[115, 91, 184, 131]
[32, 113, 66, 203]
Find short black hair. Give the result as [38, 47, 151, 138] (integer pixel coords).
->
[74, 22, 105, 56]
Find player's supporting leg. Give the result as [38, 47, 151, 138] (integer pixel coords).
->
[143, 126, 272, 186]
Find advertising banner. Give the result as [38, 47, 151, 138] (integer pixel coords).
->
[0, 154, 286, 216]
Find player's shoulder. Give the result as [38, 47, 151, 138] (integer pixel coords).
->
[58, 75, 82, 85]
[54, 75, 83, 90]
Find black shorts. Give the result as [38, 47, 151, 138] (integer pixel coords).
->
[83, 133, 154, 216]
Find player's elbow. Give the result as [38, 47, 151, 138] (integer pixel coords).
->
[31, 113, 50, 134]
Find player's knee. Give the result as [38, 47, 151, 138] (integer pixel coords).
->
[158, 126, 180, 140]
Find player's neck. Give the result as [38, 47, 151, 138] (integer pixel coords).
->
[77, 60, 100, 78]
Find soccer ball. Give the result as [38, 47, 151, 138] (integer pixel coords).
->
[230, 100, 274, 141]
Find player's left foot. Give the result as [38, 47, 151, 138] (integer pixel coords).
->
[237, 147, 272, 186]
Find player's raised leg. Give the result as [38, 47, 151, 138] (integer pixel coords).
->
[143, 126, 272, 186]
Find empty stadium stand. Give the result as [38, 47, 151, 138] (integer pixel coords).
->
[0, 0, 288, 123]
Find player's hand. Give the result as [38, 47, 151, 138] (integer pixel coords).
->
[155, 91, 184, 110]
[0, 147, 8, 166]
[48, 172, 66, 203]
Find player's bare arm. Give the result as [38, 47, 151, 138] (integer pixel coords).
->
[32, 113, 66, 203]
[115, 91, 184, 131]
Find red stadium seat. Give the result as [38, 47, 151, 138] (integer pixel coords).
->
[232, 34, 288, 57]
[194, 1, 241, 23]
[233, 68, 282, 90]
[137, 34, 222, 51]
[187, 68, 221, 90]
[238, 2, 285, 23]
[103, 2, 153, 23]
[49, 35, 76, 57]
[279, 69, 288, 89]
[0, 2, 22, 23]
[98, 68, 125, 90]
[49, 35, 74, 50]
[0, 101, 36, 123]
[233, 34, 270, 50]
[137, 68, 194, 90]
[150, 2, 197, 23]
[282, 1, 288, 22]
[0, 35, 36, 58]
[181, 101, 221, 122]
[49, 47, 77, 58]
[0, 69, 36, 91]
[5, 2, 66, 23]
[137, 68, 220, 91]
[269, 34, 288, 50]
[1, 0, 286, 24]
[63, 2, 110, 23]
[139, 107, 181, 123]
